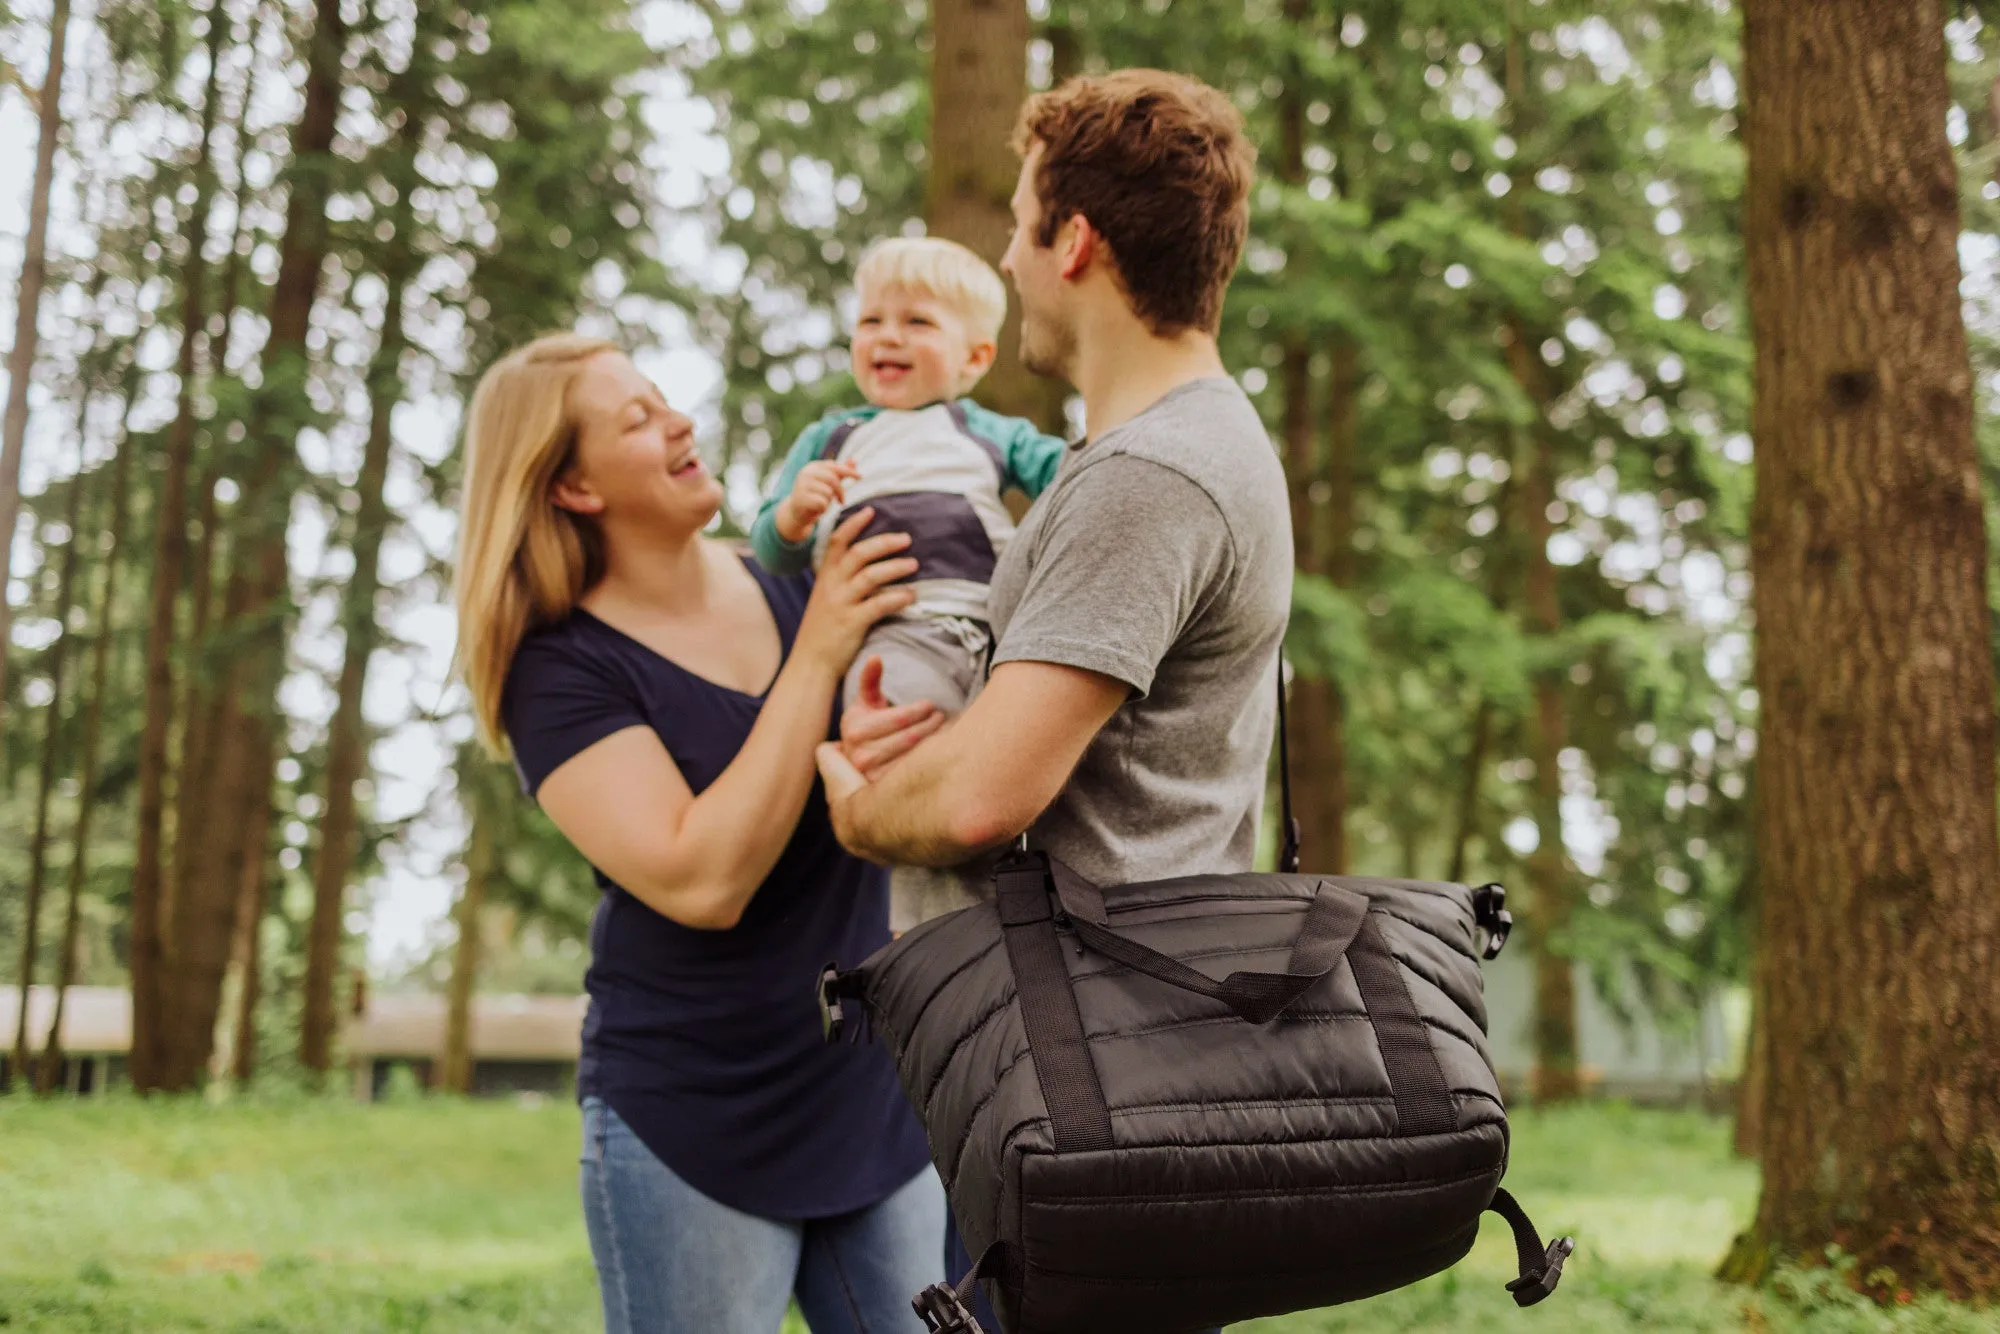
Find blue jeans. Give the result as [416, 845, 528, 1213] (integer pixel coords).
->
[581, 1097, 946, 1333]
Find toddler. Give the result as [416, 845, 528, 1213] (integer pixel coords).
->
[751, 236, 1066, 930]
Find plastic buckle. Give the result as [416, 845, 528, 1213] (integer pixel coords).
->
[912, 1283, 983, 1333]
[1505, 1235, 1574, 1307]
[1472, 883, 1513, 961]
[817, 965, 845, 1044]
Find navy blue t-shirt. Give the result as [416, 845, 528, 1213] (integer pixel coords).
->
[500, 557, 931, 1220]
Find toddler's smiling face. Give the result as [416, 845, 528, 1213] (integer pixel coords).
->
[850, 282, 990, 410]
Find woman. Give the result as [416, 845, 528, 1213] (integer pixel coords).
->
[453, 333, 946, 1333]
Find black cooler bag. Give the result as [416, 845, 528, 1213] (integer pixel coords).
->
[821, 846, 1574, 1334]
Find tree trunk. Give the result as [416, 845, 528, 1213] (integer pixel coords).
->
[129, 0, 234, 1092]
[1280, 333, 1346, 874]
[1518, 425, 1580, 1104]
[440, 804, 495, 1095]
[158, 0, 348, 1091]
[172, 0, 271, 955]
[1273, 0, 1351, 877]
[1448, 492, 1511, 887]
[1447, 696, 1493, 885]
[926, 0, 1059, 431]
[301, 265, 407, 1072]
[35, 367, 139, 1095]
[220, 788, 274, 1084]
[1735, 0, 2000, 1294]
[1733, 948, 1768, 1159]
[0, 0, 72, 750]
[9, 401, 93, 1089]
[1500, 24, 1579, 1104]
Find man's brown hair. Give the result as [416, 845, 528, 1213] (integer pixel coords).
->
[1012, 69, 1256, 336]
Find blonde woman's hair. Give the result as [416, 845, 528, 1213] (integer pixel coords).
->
[854, 236, 1009, 344]
[453, 332, 622, 756]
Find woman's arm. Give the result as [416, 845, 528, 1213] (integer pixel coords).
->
[535, 514, 940, 929]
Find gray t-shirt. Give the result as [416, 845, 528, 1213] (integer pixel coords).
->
[986, 376, 1293, 888]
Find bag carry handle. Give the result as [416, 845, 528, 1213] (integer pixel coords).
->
[1035, 853, 1369, 1025]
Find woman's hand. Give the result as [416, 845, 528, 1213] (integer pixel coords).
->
[792, 507, 920, 673]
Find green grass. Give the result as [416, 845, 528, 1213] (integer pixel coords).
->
[0, 1094, 1992, 1332]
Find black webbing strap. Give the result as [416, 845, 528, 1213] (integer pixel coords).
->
[1346, 913, 1459, 1137]
[1063, 873, 1370, 1025]
[913, 1240, 1003, 1333]
[1488, 1186, 1575, 1306]
[995, 857, 1114, 1154]
[1275, 655, 1302, 874]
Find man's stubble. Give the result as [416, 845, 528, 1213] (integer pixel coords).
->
[1017, 305, 1077, 386]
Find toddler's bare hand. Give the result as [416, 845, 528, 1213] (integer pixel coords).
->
[776, 460, 861, 544]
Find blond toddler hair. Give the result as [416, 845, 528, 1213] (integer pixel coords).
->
[853, 236, 1009, 344]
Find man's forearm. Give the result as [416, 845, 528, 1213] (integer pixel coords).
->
[840, 728, 1006, 866]
[823, 660, 1128, 868]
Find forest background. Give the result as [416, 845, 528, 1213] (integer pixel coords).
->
[3, 0, 2000, 1324]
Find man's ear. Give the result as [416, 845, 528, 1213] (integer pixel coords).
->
[1060, 214, 1102, 281]
[550, 471, 605, 516]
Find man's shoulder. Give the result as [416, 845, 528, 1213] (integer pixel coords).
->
[1084, 378, 1285, 520]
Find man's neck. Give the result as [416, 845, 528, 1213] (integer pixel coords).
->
[587, 522, 715, 620]
[1070, 312, 1228, 442]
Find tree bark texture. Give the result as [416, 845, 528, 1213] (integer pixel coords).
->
[1739, 0, 2000, 1294]
[1518, 424, 1579, 1104]
[1734, 946, 1769, 1160]
[171, 0, 274, 940]
[1498, 26, 1580, 1103]
[1447, 696, 1493, 886]
[9, 406, 92, 1088]
[171, 12, 268, 948]
[302, 262, 407, 1072]
[129, 1, 233, 1091]
[36, 371, 137, 1095]
[926, 0, 1061, 431]
[1274, 11, 1353, 878]
[0, 0, 71, 752]
[440, 806, 495, 1095]
[223, 790, 274, 1084]
[1283, 344, 1358, 878]
[158, 0, 347, 1091]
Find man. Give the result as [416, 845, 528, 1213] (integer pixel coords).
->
[816, 68, 1290, 1330]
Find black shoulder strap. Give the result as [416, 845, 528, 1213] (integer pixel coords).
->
[1276, 654, 1302, 874]
[994, 857, 1114, 1153]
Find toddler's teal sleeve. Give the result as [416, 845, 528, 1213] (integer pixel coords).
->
[958, 400, 1067, 498]
[751, 411, 862, 574]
